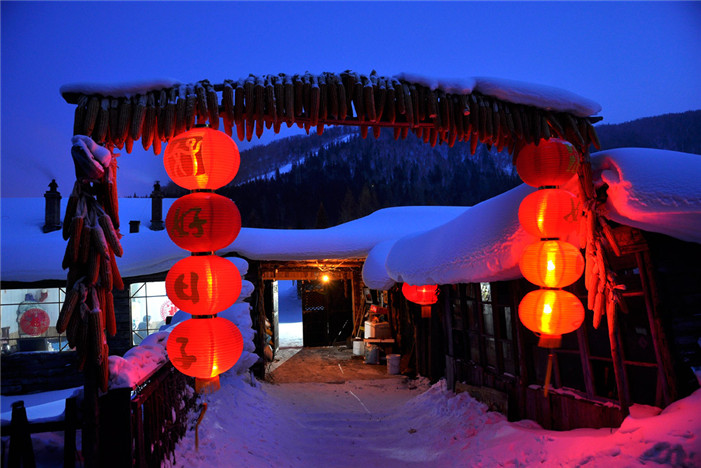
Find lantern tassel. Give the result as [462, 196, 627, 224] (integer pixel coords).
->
[421, 305, 431, 318]
[195, 402, 208, 452]
[544, 352, 553, 397]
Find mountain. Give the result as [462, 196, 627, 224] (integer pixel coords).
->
[163, 110, 700, 229]
[595, 110, 701, 154]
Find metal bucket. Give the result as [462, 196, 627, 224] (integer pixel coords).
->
[353, 339, 365, 356]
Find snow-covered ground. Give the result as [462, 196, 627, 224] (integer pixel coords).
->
[170, 372, 701, 468]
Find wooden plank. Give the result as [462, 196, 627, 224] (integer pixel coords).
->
[576, 326, 596, 397]
[607, 300, 631, 412]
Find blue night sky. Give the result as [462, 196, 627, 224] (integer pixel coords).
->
[1, 1, 700, 198]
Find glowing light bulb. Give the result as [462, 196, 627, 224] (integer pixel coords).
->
[322, 275, 330, 283]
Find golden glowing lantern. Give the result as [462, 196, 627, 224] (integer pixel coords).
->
[165, 255, 241, 315]
[166, 317, 243, 389]
[402, 283, 439, 318]
[164, 127, 240, 190]
[166, 192, 241, 252]
[516, 138, 579, 188]
[519, 240, 584, 288]
[518, 289, 584, 345]
[518, 189, 580, 239]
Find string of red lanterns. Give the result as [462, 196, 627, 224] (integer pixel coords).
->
[163, 127, 244, 395]
[516, 138, 585, 395]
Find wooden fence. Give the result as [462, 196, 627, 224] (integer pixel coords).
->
[2, 361, 197, 467]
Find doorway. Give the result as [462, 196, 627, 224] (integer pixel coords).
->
[276, 280, 303, 348]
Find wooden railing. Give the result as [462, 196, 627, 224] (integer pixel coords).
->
[99, 361, 197, 467]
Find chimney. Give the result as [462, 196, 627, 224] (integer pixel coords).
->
[149, 180, 164, 231]
[43, 179, 62, 233]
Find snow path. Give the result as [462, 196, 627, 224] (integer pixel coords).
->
[171, 373, 701, 468]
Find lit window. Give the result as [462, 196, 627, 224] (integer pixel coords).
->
[130, 281, 177, 345]
[1, 287, 70, 354]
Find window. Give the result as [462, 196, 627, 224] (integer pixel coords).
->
[130, 281, 176, 345]
[1, 287, 70, 354]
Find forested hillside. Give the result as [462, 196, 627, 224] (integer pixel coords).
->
[163, 110, 700, 229]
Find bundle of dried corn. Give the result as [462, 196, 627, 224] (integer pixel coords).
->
[63, 72, 602, 155]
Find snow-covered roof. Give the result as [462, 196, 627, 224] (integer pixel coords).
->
[2, 148, 699, 288]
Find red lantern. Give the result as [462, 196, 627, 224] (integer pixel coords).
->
[166, 192, 241, 252]
[516, 138, 579, 188]
[402, 283, 439, 318]
[166, 317, 243, 380]
[519, 240, 584, 288]
[164, 127, 240, 190]
[402, 283, 439, 305]
[166, 255, 241, 315]
[518, 289, 584, 340]
[518, 189, 580, 238]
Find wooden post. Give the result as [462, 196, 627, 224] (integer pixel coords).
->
[64, 397, 77, 468]
[576, 326, 596, 397]
[8, 401, 35, 468]
[98, 388, 132, 467]
[636, 250, 677, 404]
[82, 363, 99, 468]
[606, 302, 630, 412]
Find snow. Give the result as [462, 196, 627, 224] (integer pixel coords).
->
[60, 72, 600, 118]
[383, 147, 701, 287]
[394, 73, 602, 117]
[59, 79, 181, 99]
[593, 148, 701, 244]
[166, 374, 701, 467]
[2, 148, 699, 294]
[230, 206, 467, 261]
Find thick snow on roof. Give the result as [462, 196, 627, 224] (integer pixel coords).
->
[231, 206, 467, 261]
[594, 148, 701, 244]
[2, 148, 698, 288]
[381, 148, 701, 287]
[395, 73, 601, 117]
[59, 79, 181, 99]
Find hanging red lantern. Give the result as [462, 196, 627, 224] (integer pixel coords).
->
[402, 283, 439, 305]
[519, 240, 584, 288]
[518, 188, 580, 238]
[402, 283, 439, 318]
[166, 255, 241, 315]
[164, 127, 240, 190]
[518, 289, 584, 341]
[516, 138, 579, 188]
[166, 317, 243, 383]
[166, 192, 241, 252]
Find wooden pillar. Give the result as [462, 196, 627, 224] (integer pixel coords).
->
[637, 250, 677, 404]
[607, 302, 630, 411]
[576, 326, 596, 397]
[83, 363, 99, 468]
[8, 401, 35, 468]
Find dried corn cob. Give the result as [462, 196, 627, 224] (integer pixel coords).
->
[105, 291, 116, 337]
[74, 95, 88, 136]
[206, 83, 219, 130]
[141, 93, 155, 151]
[185, 84, 197, 130]
[83, 96, 100, 136]
[195, 83, 208, 124]
[130, 94, 146, 141]
[89, 307, 104, 366]
[109, 99, 120, 146]
[109, 250, 124, 291]
[255, 76, 265, 137]
[164, 87, 177, 139]
[175, 85, 187, 136]
[93, 98, 110, 143]
[57, 287, 80, 333]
